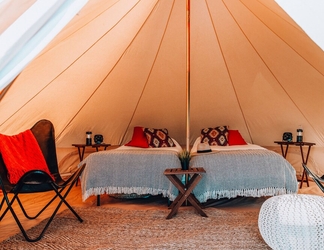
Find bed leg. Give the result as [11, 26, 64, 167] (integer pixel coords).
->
[97, 195, 100, 206]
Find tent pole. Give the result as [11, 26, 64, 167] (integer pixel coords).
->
[186, 0, 190, 152]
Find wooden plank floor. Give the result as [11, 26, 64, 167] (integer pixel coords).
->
[1, 181, 322, 242]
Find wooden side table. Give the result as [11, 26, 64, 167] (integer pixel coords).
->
[164, 167, 207, 219]
[274, 141, 316, 188]
[72, 143, 111, 162]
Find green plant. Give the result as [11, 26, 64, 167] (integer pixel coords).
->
[178, 149, 191, 161]
[178, 150, 191, 170]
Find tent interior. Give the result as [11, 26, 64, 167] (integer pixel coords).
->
[1, 0, 324, 178]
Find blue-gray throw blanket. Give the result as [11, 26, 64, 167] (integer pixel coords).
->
[190, 149, 298, 202]
[80, 150, 181, 201]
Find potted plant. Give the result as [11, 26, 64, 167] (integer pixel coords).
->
[178, 149, 191, 170]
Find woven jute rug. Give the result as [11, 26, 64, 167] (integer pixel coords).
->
[0, 206, 270, 249]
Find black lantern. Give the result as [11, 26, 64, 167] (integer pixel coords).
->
[297, 128, 303, 142]
[86, 131, 92, 145]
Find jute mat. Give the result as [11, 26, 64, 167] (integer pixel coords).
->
[0, 206, 270, 249]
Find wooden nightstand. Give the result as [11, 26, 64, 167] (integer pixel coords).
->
[274, 141, 315, 188]
[72, 143, 111, 161]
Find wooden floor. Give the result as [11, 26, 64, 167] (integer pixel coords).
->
[0, 180, 322, 242]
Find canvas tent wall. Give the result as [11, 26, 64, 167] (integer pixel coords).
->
[1, 0, 324, 178]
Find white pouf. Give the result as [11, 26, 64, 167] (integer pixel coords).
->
[258, 194, 324, 250]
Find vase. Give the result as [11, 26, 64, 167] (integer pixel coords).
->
[181, 160, 189, 170]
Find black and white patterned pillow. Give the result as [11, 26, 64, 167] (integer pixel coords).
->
[143, 128, 175, 148]
[200, 126, 229, 146]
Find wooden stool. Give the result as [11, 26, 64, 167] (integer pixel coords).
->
[164, 167, 207, 219]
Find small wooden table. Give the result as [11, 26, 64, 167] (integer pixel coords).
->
[274, 141, 316, 188]
[72, 143, 111, 161]
[164, 167, 207, 219]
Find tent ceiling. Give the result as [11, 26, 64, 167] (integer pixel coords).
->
[0, 0, 324, 150]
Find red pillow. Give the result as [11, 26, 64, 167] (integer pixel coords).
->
[228, 130, 247, 146]
[125, 127, 149, 148]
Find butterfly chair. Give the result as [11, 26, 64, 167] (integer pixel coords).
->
[0, 119, 86, 242]
[302, 163, 324, 193]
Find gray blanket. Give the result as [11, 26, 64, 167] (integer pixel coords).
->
[80, 149, 181, 201]
[190, 149, 298, 202]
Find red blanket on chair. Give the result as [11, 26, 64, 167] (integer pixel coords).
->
[0, 129, 54, 184]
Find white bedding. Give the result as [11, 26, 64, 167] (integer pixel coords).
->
[116, 138, 183, 152]
[191, 137, 266, 153]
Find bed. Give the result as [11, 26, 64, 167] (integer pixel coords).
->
[190, 132, 299, 203]
[79, 127, 182, 203]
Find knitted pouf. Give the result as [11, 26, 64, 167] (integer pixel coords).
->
[258, 194, 324, 250]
